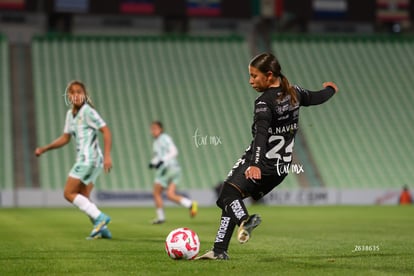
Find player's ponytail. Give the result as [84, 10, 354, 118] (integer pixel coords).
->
[279, 73, 298, 105]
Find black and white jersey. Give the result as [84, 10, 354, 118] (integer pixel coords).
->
[244, 85, 335, 175]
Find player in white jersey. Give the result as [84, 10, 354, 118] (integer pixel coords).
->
[149, 121, 198, 224]
[35, 80, 112, 239]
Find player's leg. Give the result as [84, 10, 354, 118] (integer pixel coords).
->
[196, 208, 233, 260]
[221, 161, 262, 244]
[152, 183, 166, 224]
[64, 177, 109, 233]
[165, 183, 197, 217]
[66, 163, 110, 238]
[236, 173, 287, 243]
[79, 183, 112, 239]
[78, 182, 95, 222]
[165, 166, 198, 217]
[216, 182, 262, 245]
[197, 182, 243, 260]
[79, 182, 94, 198]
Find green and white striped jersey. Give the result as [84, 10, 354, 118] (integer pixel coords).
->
[63, 104, 106, 165]
[151, 133, 179, 169]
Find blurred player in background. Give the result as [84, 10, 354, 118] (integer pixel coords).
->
[197, 52, 338, 260]
[35, 80, 112, 239]
[149, 121, 198, 224]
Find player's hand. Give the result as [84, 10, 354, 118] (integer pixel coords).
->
[104, 155, 112, 173]
[323, 82, 338, 93]
[149, 161, 163, 169]
[245, 166, 261, 180]
[155, 161, 164, 169]
[35, 147, 44, 157]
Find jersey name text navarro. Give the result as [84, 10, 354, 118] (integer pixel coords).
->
[269, 123, 298, 135]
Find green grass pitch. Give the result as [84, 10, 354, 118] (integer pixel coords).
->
[0, 205, 413, 275]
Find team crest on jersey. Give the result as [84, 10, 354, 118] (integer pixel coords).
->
[77, 116, 83, 125]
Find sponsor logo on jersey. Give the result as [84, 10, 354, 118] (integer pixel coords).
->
[275, 103, 289, 115]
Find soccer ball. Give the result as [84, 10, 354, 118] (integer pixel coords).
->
[165, 227, 200, 260]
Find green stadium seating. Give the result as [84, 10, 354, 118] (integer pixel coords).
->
[32, 35, 303, 191]
[32, 35, 413, 191]
[0, 34, 13, 190]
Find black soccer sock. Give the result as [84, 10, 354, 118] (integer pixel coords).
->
[213, 182, 249, 253]
[213, 211, 237, 253]
[216, 182, 249, 226]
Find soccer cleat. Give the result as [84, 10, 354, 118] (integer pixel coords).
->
[89, 213, 111, 238]
[86, 226, 113, 240]
[195, 250, 229, 260]
[152, 219, 166, 225]
[100, 226, 112, 239]
[190, 201, 198, 218]
[237, 214, 262, 244]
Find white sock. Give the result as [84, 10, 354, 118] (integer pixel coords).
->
[156, 208, 165, 221]
[179, 197, 192, 208]
[73, 194, 101, 220]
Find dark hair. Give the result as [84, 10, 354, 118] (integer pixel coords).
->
[152, 121, 163, 130]
[249, 53, 297, 105]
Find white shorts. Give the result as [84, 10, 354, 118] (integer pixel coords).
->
[155, 165, 181, 188]
[69, 162, 103, 185]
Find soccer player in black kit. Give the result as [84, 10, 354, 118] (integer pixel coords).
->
[197, 53, 338, 260]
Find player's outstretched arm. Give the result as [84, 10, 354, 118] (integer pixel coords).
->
[100, 126, 112, 173]
[299, 81, 339, 106]
[35, 133, 71, 156]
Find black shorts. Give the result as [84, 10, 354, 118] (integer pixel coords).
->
[226, 159, 287, 201]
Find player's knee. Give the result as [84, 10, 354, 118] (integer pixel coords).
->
[216, 197, 225, 209]
[63, 190, 74, 202]
[216, 182, 242, 209]
[166, 190, 175, 200]
[153, 184, 162, 196]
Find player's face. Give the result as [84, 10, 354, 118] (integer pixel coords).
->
[68, 84, 86, 107]
[248, 66, 272, 92]
[151, 124, 162, 138]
